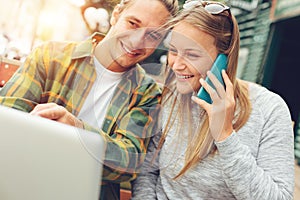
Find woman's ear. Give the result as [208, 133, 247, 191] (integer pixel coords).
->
[110, 4, 121, 26]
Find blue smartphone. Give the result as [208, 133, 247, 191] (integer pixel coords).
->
[197, 54, 228, 104]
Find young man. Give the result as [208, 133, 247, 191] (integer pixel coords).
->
[0, 0, 178, 199]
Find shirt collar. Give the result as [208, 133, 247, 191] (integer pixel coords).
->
[71, 32, 106, 59]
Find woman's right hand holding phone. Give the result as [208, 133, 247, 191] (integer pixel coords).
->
[192, 70, 235, 142]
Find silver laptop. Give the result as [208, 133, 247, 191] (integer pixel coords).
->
[0, 105, 106, 200]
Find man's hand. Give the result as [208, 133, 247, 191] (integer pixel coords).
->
[30, 103, 83, 129]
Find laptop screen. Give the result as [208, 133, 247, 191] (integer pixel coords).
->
[0, 105, 106, 200]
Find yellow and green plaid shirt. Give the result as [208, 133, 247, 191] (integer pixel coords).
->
[0, 34, 161, 199]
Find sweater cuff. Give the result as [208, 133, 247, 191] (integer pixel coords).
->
[214, 131, 239, 156]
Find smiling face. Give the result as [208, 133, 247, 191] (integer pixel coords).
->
[96, 0, 170, 72]
[167, 22, 219, 94]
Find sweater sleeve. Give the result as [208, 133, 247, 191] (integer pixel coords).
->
[215, 91, 294, 200]
[131, 130, 161, 199]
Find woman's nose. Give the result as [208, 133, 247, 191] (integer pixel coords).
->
[172, 55, 186, 70]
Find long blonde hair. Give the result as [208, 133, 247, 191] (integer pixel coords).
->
[160, 2, 251, 179]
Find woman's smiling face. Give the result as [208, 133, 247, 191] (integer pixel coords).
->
[167, 21, 218, 94]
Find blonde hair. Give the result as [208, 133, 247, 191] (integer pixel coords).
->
[160, 2, 251, 178]
[117, 0, 179, 17]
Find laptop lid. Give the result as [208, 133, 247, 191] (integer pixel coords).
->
[0, 105, 106, 200]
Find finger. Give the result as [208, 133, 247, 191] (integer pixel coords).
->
[58, 114, 83, 128]
[222, 70, 234, 97]
[191, 95, 210, 111]
[33, 106, 65, 120]
[200, 77, 220, 103]
[30, 103, 58, 115]
[207, 71, 226, 97]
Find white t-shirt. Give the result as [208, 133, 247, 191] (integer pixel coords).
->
[78, 57, 124, 129]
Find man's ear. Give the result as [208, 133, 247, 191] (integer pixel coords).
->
[110, 4, 121, 26]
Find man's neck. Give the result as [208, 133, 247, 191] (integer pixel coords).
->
[93, 42, 115, 71]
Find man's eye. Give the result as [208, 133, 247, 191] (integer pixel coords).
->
[147, 32, 161, 41]
[128, 21, 136, 27]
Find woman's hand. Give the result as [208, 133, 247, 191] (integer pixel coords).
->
[30, 103, 83, 129]
[192, 70, 235, 142]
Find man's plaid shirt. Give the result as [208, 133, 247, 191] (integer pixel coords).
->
[0, 34, 161, 198]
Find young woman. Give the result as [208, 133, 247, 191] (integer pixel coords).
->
[131, 1, 295, 199]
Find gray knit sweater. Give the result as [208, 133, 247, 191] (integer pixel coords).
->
[131, 83, 295, 200]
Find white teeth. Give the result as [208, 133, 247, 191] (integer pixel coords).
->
[123, 44, 136, 55]
[177, 75, 194, 79]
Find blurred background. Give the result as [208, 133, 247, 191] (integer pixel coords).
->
[0, 0, 300, 166]
[0, 0, 117, 61]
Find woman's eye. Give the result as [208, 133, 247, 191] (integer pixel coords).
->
[169, 48, 178, 55]
[187, 53, 200, 59]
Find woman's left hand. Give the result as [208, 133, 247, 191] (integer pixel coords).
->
[192, 70, 235, 142]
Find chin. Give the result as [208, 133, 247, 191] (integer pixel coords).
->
[176, 86, 194, 95]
